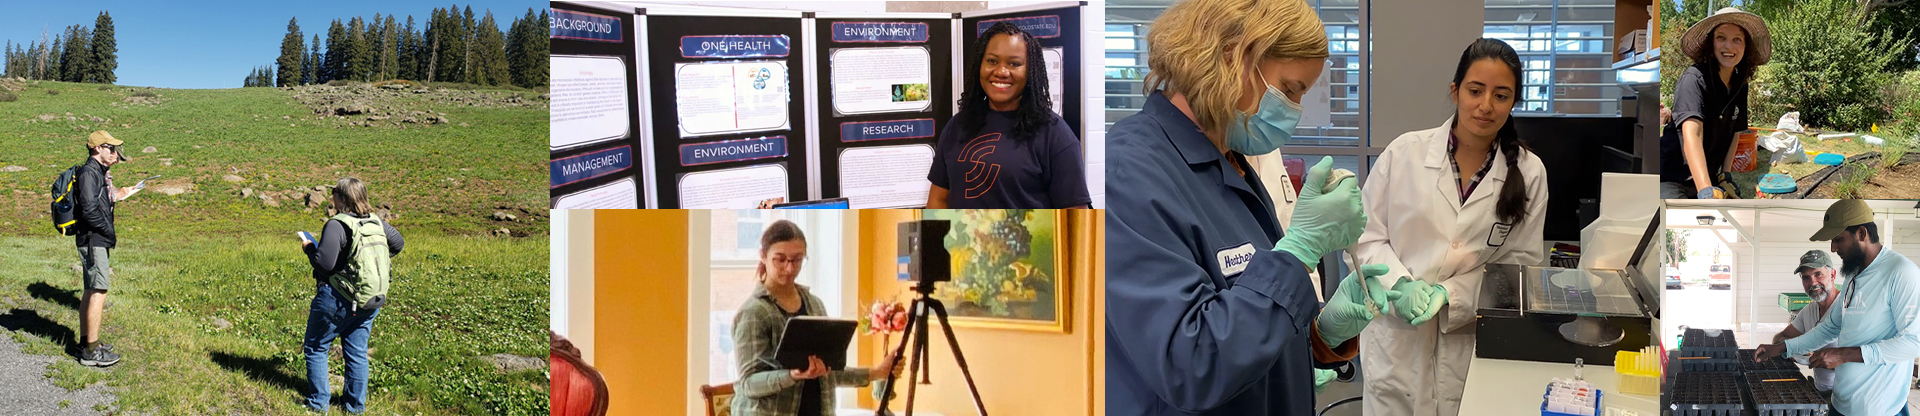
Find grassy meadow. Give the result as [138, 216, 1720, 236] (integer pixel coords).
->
[0, 79, 547, 415]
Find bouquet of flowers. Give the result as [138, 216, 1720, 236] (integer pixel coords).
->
[860, 300, 910, 348]
[861, 300, 911, 404]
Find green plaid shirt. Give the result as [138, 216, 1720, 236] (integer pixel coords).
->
[731, 284, 872, 416]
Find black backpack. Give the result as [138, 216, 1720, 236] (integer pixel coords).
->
[50, 164, 81, 235]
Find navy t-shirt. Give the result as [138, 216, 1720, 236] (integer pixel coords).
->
[927, 110, 1091, 208]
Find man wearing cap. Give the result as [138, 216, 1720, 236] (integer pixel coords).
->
[1757, 199, 1920, 416]
[1765, 250, 1840, 399]
[1658, 7, 1771, 199]
[72, 130, 136, 367]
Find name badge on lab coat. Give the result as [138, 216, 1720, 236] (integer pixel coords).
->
[1487, 222, 1513, 248]
[1217, 242, 1258, 277]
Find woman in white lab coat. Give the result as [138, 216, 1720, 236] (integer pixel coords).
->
[1353, 38, 1549, 416]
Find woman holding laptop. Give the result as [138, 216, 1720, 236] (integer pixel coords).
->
[731, 220, 902, 416]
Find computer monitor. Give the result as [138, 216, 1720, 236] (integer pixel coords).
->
[1511, 115, 1635, 242]
[771, 198, 851, 209]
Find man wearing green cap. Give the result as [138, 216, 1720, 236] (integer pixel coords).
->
[72, 130, 136, 367]
[1766, 249, 1839, 398]
[1756, 199, 1920, 416]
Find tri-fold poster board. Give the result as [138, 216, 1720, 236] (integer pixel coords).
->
[550, 1, 1086, 209]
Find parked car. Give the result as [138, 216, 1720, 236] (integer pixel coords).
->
[1667, 273, 1683, 290]
[1709, 264, 1732, 290]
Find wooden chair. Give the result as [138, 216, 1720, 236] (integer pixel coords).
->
[551, 331, 610, 416]
[700, 383, 736, 416]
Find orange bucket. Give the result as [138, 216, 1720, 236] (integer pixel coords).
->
[1731, 129, 1760, 172]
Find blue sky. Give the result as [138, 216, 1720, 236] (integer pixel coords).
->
[0, 1, 540, 89]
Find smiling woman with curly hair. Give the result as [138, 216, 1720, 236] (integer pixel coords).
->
[924, 22, 1090, 209]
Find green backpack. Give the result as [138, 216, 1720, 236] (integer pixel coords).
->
[327, 213, 392, 310]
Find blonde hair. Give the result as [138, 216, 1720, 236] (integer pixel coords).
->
[1144, 0, 1328, 146]
[331, 177, 373, 216]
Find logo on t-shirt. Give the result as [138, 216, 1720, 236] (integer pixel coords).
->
[960, 133, 1002, 198]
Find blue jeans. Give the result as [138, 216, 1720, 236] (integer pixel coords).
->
[302, 283, 379, 413]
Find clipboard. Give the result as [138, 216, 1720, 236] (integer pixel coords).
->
[773, 316, 858, 370]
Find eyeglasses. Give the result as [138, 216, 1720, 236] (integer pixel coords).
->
[770, 255, 806, 267]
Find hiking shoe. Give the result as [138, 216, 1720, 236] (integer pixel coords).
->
[79, 345, 121, 367]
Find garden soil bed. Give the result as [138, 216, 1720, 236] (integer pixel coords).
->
[1793, 152, 1920, 198]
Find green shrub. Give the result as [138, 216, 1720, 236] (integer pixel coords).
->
[45, 89, 57, 95]
[0, 92, 15, 102]
[1889, 72, 1920, 134]
[130, 90, 156, 98]
[1757, 0, 1905, 131]
[1658, 3, 1690, 107]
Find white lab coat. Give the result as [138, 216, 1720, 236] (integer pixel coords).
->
[1247, 153, 1320, 299]
[1354, 118, 1549, 416]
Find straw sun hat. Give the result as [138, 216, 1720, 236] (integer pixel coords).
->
[1681, 7, 1772, 67]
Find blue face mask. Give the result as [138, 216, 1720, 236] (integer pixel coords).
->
[1223, 72, 1305, 156]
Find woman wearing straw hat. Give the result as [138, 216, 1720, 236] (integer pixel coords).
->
[1659, 7, 1771, 199]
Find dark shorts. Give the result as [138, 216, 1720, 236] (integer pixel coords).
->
[78, 246, 111, 292]
[1660, 182, 1692, 199]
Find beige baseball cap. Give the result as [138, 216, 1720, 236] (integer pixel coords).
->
[86, 130, 129, 161]
[1809, 199, 1874, 241]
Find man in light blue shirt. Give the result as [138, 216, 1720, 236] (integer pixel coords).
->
[1757, 199, 1920, 416]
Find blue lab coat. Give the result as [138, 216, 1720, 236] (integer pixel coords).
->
[1105, 91, 1340, 415]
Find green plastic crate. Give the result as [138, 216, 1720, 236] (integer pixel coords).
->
[1779, 292, 1811, 312]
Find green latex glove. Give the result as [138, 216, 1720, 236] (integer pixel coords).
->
[1388, 277, 1430, 323]
[1272, 156, 1365, 265]
[1391, 280, 1449, 327]
[1319, 264, 1400, 346]
[1313, 368, 1337, 394]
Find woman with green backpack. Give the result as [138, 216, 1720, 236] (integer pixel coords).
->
[300, 177, 404, 414]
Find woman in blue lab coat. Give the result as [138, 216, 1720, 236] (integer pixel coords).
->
[1103, 0, 1399, 414]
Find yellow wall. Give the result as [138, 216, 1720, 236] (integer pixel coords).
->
[1092, 212, 1106, 416]
[594, 210, 690, 416]
[580, 209, 1105, 416]
[856, 210, 1105, 416]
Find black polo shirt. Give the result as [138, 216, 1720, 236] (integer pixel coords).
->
[1661, 63, 1750, 184]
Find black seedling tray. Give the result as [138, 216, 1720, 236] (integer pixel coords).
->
[1670, 372, 1744, 416]
[1681, 328, 1739, 360]
[1739, 349, 1804, 374]
[1678, 358, 1738, 372]
[1745, 375, 1828, 416]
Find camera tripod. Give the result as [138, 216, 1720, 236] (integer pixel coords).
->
[873, 285, 987, 416]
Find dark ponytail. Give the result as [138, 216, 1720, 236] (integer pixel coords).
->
[1451, 38, 1530, 224]
[1493, 113, 1530, 223]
